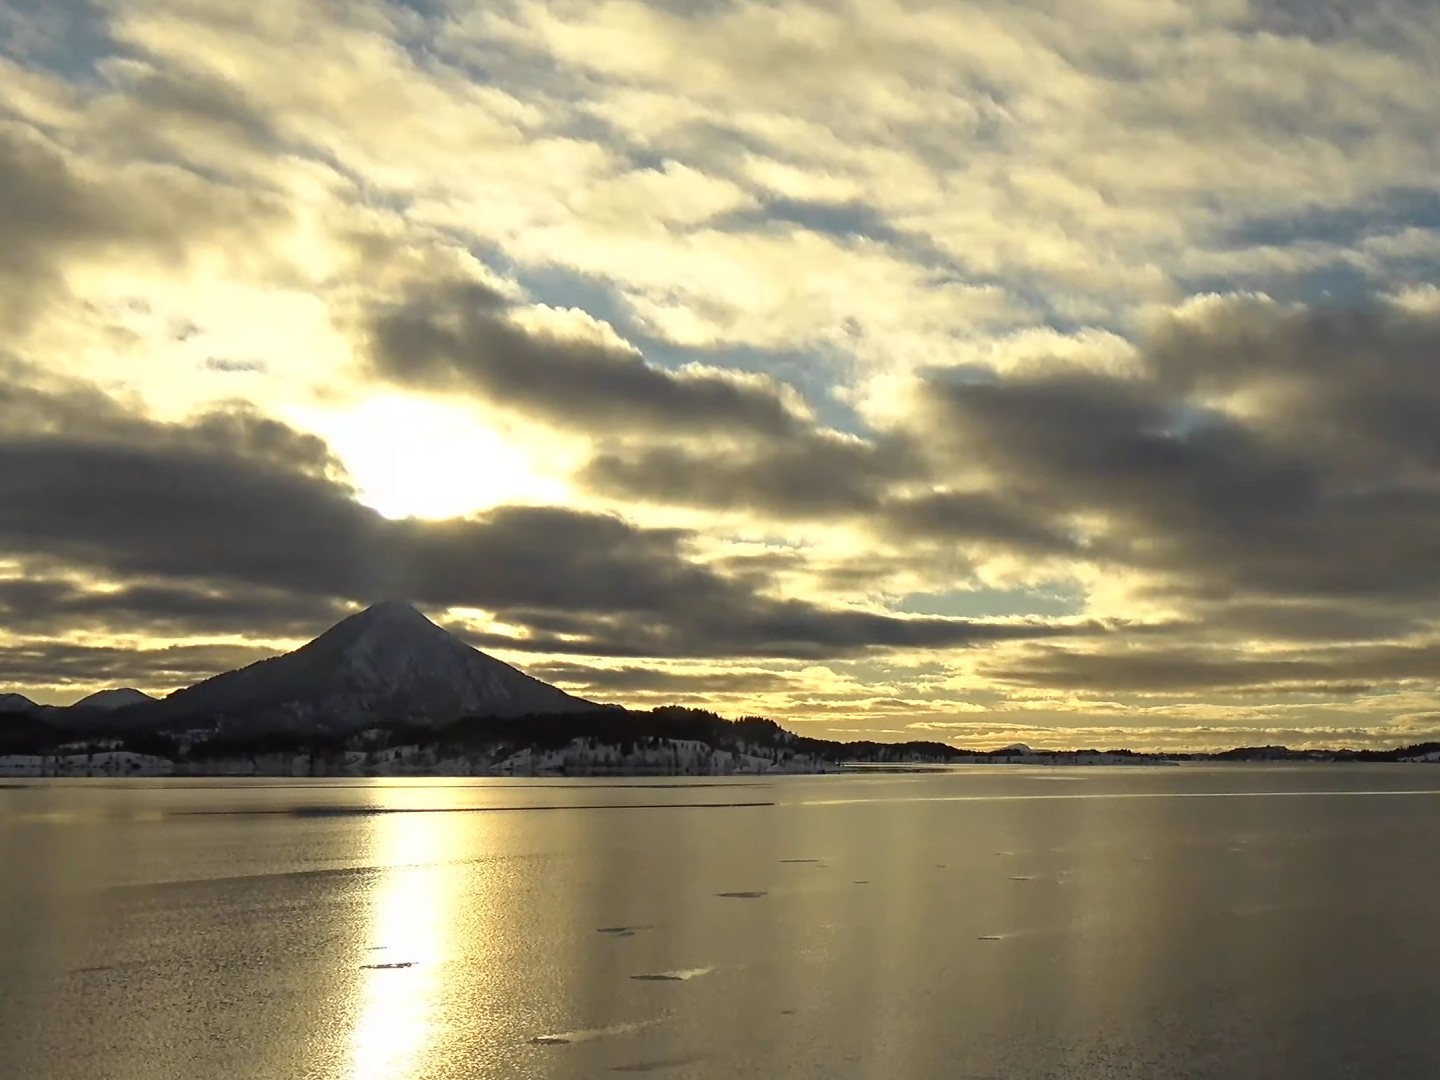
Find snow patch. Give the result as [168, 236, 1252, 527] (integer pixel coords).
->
[531, 1019, 662, 1045]
[630, 968, 712, 982]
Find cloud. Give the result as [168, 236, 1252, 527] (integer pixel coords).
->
[877, 491, 1083, 556]
[203, 357, 268, 374]
[0, 574, 348, 642]
[95, 56, 279, 160]
[585, 435, 1084, 557]
[0, 119, 144, 331]
[366, 278, 812, 438]
[477, 0, 1440, 335]
[524, 662, 796, 696]
[0, 113, 288, 336]
[910, 295, 1440, 608]
[5, 0, 1440, 741]
[582, 432, 913, 519]
[0, 363, 1081, 669]
[980, 641, 1411, 696]
[0, 640, 276, 697]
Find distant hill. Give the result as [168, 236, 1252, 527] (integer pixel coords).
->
[0, 693, 37, 713]
[73, 688, 155, 711]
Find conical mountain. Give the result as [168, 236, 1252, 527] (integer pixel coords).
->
[155, 601, 594, 731]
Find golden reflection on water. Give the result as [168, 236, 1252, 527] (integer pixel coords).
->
[347, 795, 470, 1080]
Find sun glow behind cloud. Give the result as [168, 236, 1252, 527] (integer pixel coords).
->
[309, 395, 571, 520]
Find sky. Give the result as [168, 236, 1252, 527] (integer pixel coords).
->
[4, 0, 1440, 750]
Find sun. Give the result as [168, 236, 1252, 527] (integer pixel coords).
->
[309, 395, 568, 520]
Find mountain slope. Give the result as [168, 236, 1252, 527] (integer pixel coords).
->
[153, 601, 594, 731]
[0, 693, 37, 713]
[74, 688, 156, 710]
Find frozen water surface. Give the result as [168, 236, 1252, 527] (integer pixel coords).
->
[3, 767, 1440, 1078]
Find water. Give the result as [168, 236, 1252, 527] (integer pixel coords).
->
[3, 766, 1440, 1079]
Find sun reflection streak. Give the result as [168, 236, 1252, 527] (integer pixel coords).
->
[347, 797, 468, 1080]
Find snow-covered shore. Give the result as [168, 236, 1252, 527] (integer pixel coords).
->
[9, 741, 1435, 778]
[0, 737, 844, 778]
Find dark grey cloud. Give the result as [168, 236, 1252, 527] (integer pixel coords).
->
[0, 641, 276, 693]
[366, 279, 808, 438]
[438, 529, 1080, 659]
[913, 298, 1440, 606]
[580, 406, 1079, 556]
[982, 638, 1440, 696]
[583, 433, 914, 518]
[0, 392, 372, 598]
[920, 368, 1315, 530]
[1246, 0, 1429, 46]
[1173, 599, 1434, 646]
[878, 490, 1083, 555]
[0, 364, 1081, 681]
[1145, 300, 1440, 482]
[525, 663, 796, 695]
[0, 575, 348, 641]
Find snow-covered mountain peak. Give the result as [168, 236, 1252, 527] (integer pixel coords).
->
[346, 600, 436, 632]
[302, 601, 481, 681]
[154, 600, 595, 731]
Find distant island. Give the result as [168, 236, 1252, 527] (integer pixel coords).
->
[2, 603, 1438, 777]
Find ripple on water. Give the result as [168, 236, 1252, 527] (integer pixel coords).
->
[611, 1051, 713, 1073]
